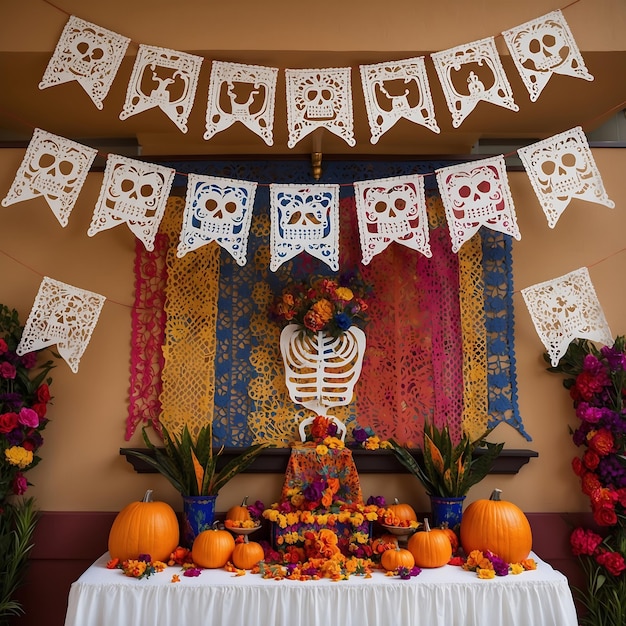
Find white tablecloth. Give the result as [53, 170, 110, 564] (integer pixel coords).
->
[64, 552, 578, 626]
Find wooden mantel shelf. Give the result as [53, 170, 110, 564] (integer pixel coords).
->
[120, 447, 538, 475]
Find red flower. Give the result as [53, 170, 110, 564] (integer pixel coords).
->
[0, 412, 19, 433]
[582, 450, 600, 470]
[572, 457, 584, 476]
[589, 429, 614, 456]
[596, 550, 626, 576]
[581, 472, 602, 496]
[592, 503, 618, 527]
[32, 403, 48, 418]
[570, 527, 603, 556]
[37, 384, 51, 403]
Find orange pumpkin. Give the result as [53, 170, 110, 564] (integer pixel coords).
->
[439, 522, 459, 554]
[408, 518, 452, 568]
[108, 489, 179, 562]
[460, 488, 532, 564]
[226, 496, 251, 523]
[372, 533, 399, 554]
[387, 498, 417, 523]
[231, 536, 265, 570]
[380, 545, 415, 571]
[192, 524, 235, 568]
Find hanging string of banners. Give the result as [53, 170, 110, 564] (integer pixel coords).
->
[0, 0, 622, 372]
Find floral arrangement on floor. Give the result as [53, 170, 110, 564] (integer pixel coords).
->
[1, 304, 57, 623]
[270, 274, 370, 336]
[546, 336, 626, 626]
[450, 549, 537, 579]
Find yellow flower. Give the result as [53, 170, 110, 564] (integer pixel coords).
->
[477, 568, 496, 579]
[316, 444, 329, 456]
[364, 436, 380, 450]
[5, 446, 33, 469]
[323, 436, 344, 450]
[510, 563, 524, 575]
[335, 287, 354, 301]
[312, 299, 333, 323]
[379, 440, 392, 449]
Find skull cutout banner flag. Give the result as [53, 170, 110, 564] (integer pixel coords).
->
[521, 267, 613, 367]
[39, 16, 130, 110]
[517, 126, 615, 228]
[503, 10, 593, 103]
[204, 61, 278, 146]
[285, 68, 355, 148]
[178, 173, 257, 265]
[88, 154, 175, 251]
[431, 37, 518, 128]
[353, 174, 432, 265]
[359, 56, 440, 144]
[16, 277, 106, 374]
[119, 44, 203, 133]
[436, 155, 521, 253]
[269, 183, 340, 271]
[1, 128, 97, 227]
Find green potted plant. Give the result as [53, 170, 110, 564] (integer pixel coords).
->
[124, 424, 270, 546]
[387, 421, 503, 529]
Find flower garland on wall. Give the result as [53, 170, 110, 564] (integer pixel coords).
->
[547, 336, 626, 625]
[0, 304, 57, 621]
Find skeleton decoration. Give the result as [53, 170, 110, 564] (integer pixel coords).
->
[204, 61, 278, 146]
[503, 10, 593, 103]
[17, 277, 106, 374]
[359, 57, 440, 143]
[119, 45, 203, 133]
[285, 68, 355, 148]
[280, 323, 366, 417]
[178, 174, 257, 264]
[39, 16, 130, 110]
[436, 155, 520, 253]
[353, 174, 432, 265]
[518, 127, 614, 228]
[521, 267, 613, 367]
[269, 184, 340, 271]
[1, 128, 97, 227]
[431, 37, 519, 128]
[88, 154, 175, 251]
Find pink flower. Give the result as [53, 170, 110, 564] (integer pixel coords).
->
[20, 352, 37, 369]
[12, 473, 28, 495]
[18, 407, 39, 428]
[570, 527, 603, 556]
[0, 338, 7, 354]
[0, 361, 16, 379]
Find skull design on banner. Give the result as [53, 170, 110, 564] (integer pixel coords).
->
[39, 16, 130, 109]
[503, 10, 593, 102]
[88, 154, 175, 251]
[436, 155, 520, 252]
[1, 129, 97, 226]
[518, 127, 614, 228]
[353, 175, 432, 264]
[270, 184, 340, 271]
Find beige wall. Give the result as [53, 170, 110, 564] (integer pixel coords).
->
[0, 147, 624, 515]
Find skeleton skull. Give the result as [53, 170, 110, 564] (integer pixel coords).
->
[449, 166, 504, 221]
[27, 139, 84, 198]
[535, 140, 590, 199]
[364, 185, 418, 236]
[278, 192, 328, 240]
[66, 29, 109, 77]
[106, 164, 164, 220]
[519, 24, 570, 73]
[304, 83, 335, 119]
[193, 186, 246, 237]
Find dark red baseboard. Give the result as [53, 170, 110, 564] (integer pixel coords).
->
[10, 510, 591, 626]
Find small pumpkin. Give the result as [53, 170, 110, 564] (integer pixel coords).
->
[407, 518, 452, 568]
[439, 522, 459, 554]
[226, 496, 251, 523]
[108, 489, 179, 562]
[380, 545, 415, 571]
[371, 533, 399, 555]
[231, 535, 265, 570]
[460, 488, 532, 564]
[387, 498, 418, 523]
[192, 523, 236, 568]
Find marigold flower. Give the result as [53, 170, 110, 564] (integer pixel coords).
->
[477, 567, 496, 579]
[5, 446, 33, 468]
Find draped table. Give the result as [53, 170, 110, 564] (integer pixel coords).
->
[64, 552, 578, 626]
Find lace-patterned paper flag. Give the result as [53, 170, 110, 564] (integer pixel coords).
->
[431, 37, 519, 128]
[285, 68, 355, 148]
[269, 183, 340, 271]
[39, 16, 130, 110]
[359, 57, 440, 144]
[1, 128, 97, 227]
[503, 10, 593, 103]
[518, 127, 615, 228]
[16, 277, 106, 373]
[88, 154, 175, 251]
[521, 267, 613, 367]
[353, 174, 432, 264]
[178, 174, 257, 264]
[436, 155, 520, 253]
[204, 61, 278, 146]
[119, 45, 203, 133]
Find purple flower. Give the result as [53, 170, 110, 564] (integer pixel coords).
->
[183, 568, 201, 577]
[303, 479, 326, 503]
[601, 345, 626, 371]
[366, 495, 386, 507]
[487, 551, 509, 576]
[137, 554, 151, 562]
[353, 427, 368, 444]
